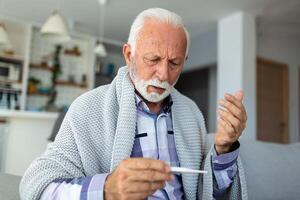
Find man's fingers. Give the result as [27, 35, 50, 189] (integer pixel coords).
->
[122, 181, 165, 193]
[108, 158, 172, 200]
[124, 158, 170, 173]
[219, 99, 245, 121]
[220, 92, 247, 121]
[234, 90, 244, 101]
[219, 117, 236, 137]
[217, 118, 238, 145]
[225, 93, 245, 111]
[218, 108, 241, 133]
[128, 169, 173, 182]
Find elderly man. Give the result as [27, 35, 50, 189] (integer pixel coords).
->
[20, 8, 247, 200]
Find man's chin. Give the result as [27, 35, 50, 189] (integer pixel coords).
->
[144, 92, 168, 103]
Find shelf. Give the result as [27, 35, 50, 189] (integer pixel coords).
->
[30, 63, 54, 71]
[0, 110, 58, 120]
[64, 47, 81, 57]
[27, 92, 51, 97]
[0, 87, 21, 93]
[0, 54, 24, 65]
[29, 64, 87, 88]
[0, 79, 22, 84]
[64, 51, 81, 57]
[56, 80, 87, 88]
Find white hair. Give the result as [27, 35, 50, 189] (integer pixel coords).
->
[127, 8, 190, 58]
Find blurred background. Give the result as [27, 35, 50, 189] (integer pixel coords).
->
[0, 0, 299, 199]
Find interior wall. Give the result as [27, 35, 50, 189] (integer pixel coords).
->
[184, 29, 217, 72]
[217, 12, 256, 139]
[94, 44, 124, 87]
[183, 30, 218, 133]
[258, 30, 300, 143]
[101, 44, 124, 74]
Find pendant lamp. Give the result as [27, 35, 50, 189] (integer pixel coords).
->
[94, 0, 107, 57]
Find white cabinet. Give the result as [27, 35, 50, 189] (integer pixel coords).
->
[0, 111, 58, 175]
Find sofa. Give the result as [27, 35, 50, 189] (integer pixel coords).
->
[0, 173, 21, 200]
[1, 136, 300, 200]
[239, 138, 300, 200]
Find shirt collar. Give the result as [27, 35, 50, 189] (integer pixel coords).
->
[135, 93, 173, 114]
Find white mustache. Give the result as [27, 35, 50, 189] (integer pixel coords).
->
[143, 79, 171, 90]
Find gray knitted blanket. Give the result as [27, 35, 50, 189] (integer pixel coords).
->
[20, 66, 247, 200]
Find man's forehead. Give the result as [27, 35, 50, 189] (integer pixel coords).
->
[140, 19, 185, 36]
[136, 20, 186, 54]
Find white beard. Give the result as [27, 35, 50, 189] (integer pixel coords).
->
[129, 60, 174, 103]
[134, 78, 172, 103]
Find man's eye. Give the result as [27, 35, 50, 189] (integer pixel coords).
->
[151, 59, 159, 62]
[169, 61, 180, 68]
[145, 58, 159, 65]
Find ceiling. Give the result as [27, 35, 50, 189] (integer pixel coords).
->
[1, 0, 299, 43]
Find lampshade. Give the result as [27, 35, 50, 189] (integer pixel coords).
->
[0, 24, 10, 47]
[41, 11, 71, 43]
[94, 42, 107, 57]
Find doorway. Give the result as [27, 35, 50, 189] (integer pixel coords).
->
[257, 57, 289, 143]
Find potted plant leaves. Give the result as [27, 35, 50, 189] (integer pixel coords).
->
[28, 77, 41, 94]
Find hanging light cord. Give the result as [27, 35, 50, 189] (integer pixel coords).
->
[0, 0, 3, 17]
[99, 2, 105, 43]
[56, 0, 62, 12]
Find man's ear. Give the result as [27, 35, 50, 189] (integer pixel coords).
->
[122, 43, 132, 66]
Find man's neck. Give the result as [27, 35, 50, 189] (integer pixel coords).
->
[135, 91, 165, 114]
[146, 101, 163, 115]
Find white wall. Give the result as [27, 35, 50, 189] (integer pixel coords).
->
[218, 12, 256, 140]
[185, 29, 217, 72]
[258, 29, 300, 143]
[100, 44, 125, 75]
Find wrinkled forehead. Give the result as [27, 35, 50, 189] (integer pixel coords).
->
[135, 19, 187, 56]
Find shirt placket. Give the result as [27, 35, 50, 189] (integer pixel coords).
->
[155, 113, 170, 200]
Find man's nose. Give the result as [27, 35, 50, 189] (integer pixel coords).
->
[156, 61, 169, 82]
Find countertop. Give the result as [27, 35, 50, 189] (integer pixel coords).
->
[0, 110, 58, 120]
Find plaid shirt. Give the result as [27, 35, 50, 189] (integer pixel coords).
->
[41, 94, 239, 200]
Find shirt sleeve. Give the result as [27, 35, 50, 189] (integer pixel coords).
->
[40, 173, 109, 200]
[211, 141, 240, 198]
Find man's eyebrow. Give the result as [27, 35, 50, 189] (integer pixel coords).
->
[143, 53, 160, 58]
[169, 57, 183, 61]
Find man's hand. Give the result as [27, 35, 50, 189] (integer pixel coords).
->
[104, 158, 173, 200]
[214, 90, 247, 154]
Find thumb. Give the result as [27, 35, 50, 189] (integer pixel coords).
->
[234, 90, 244, 101]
